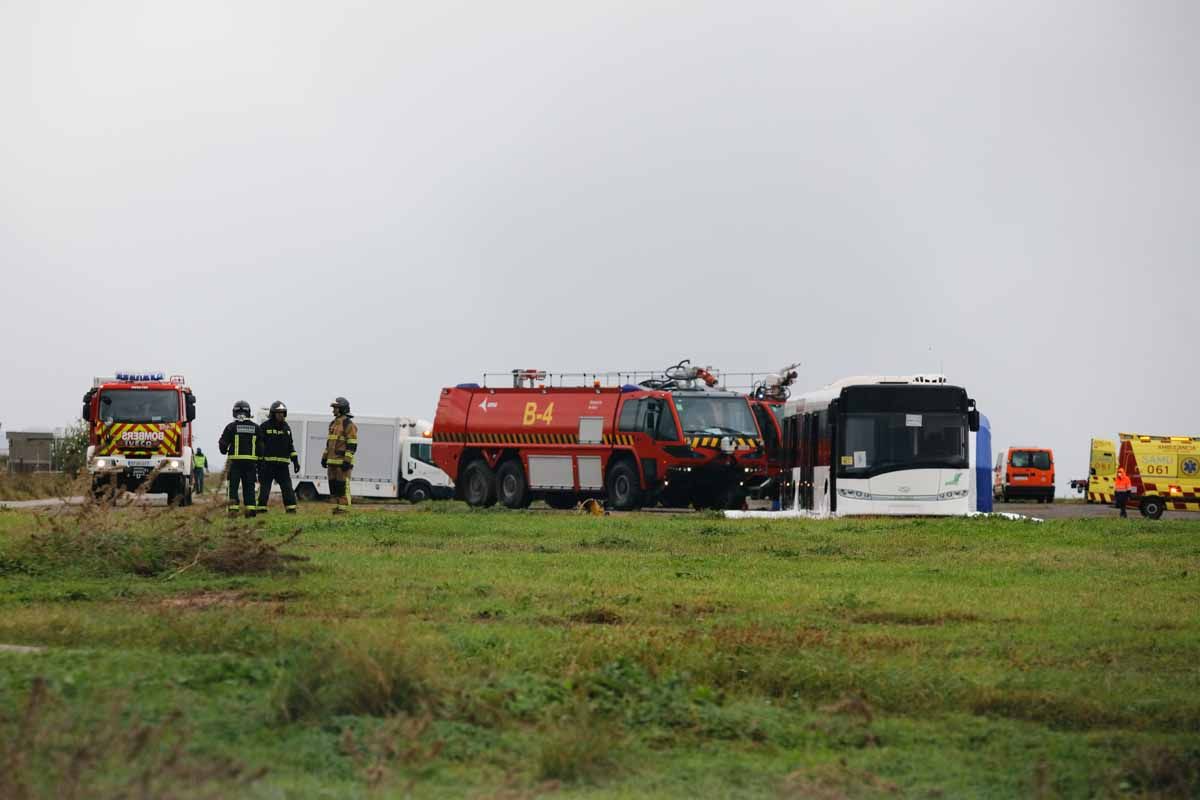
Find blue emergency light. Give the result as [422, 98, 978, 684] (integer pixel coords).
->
[116, 371, 165, 382]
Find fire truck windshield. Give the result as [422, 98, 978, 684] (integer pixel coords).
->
[674, 396, 759, 437]
[99, 390, 179, 423]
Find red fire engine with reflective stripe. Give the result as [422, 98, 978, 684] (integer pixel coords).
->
[432, 367, 768, 510]
[81, 372, 197, 505]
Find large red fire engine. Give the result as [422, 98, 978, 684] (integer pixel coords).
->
[431, 363, 768, 510]
[746, 363, 800, 500]
[81, 371, 197, 504]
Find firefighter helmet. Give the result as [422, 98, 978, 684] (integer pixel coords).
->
[232, 400, 251, 418]
[331, 396, 350, 414]
[269, 400, 288, 417]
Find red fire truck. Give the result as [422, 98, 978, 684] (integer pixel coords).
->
[431, 365, 767, 510]
[81, 371, 197, 504]
[747, 364, 800, 500]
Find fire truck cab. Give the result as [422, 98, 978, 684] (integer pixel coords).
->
[81, 372, 197, 504]
[432, 369, 766, 510]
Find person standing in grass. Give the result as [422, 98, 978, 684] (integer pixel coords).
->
[1114, 467, 1132, 518]
[257, 401, 300, 514]
[219, 400, 262, 518]
[192, 448, 207, 494]
[321, 396, 357, 515]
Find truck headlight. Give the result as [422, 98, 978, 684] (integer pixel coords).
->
[166, 459, 182, 470]
[94, 458, 108, 468]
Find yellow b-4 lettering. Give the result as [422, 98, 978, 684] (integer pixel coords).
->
[522, 402, 555, 426]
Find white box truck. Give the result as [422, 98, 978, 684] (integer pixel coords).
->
[263, 412, 453, 502]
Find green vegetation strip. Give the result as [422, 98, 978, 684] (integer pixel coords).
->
[1, 503, 1198, 798]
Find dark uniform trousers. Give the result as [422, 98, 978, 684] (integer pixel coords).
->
[258, 462, 297, 511]
[228, 461, 257, 512]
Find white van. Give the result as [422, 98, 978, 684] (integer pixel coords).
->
[266, 411, 453, 502]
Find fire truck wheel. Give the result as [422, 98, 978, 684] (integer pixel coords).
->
[606, 461, 642, 511]
[1139, 496, 1165, 520]
[462, 461, 498, 507]
[497, 461, 531, 509]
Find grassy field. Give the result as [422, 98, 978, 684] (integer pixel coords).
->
[0, 471, 77, 501]
[0, 501, 1197, 799]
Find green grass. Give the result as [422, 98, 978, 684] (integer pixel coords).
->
[1, 502, 1198, 798]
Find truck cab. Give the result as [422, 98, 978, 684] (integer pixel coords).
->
[82, 372, 196, 504]
[399, 436, 455, 502]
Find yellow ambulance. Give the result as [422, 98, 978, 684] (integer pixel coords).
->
[1084, 438, 1117, 504]
[1119, 433, 1200, 519]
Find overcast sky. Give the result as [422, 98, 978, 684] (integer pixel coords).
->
[2, 0, 1197, 487]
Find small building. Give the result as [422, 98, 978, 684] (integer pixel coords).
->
[6, 430, 54, 473]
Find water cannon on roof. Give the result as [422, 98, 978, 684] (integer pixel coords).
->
[640, 359, 720, 391]
[511, 369, 548, 388]
[752, 361, 801, 401]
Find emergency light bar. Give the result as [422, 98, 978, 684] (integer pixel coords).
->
[116, 371, 165, 382]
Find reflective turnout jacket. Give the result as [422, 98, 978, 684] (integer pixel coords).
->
[324, 415, 358, 468]
[259, 419, 297, 463]
[219, 418, 262, 461]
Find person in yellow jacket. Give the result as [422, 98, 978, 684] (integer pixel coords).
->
[321, 396, 358, 514]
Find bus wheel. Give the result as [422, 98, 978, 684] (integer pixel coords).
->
[1139, 496, 1165, 520]
[463, 461, 498, 507]
[497, 461, 530, 509]
[606, 461, 642, 511]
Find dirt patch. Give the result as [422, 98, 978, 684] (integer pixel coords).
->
[0, 644, 46, 655]
[853, 610, 981, 626]
[569, 607, 623, 625]
[160, 591, 246, 610]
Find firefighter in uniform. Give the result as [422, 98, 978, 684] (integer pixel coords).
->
[219, 400, 262, 517]
[257, 401, 301, 514]
[321, 396, 358, 514]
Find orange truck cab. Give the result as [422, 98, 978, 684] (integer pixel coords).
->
[993, 447, 1055, 503]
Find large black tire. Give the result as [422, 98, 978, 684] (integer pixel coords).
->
[606, 460, 642, 511]
[1045, 492, 1055, 504]
[295, 482, 318, 501]
[165, 475, 182, 507]
[462, 461, 498, 507]
[544, 494, 576, 510]
[181, 477, 194, 507]
[1139, 496, 1165, 520]
[405, 481, 432, 504]
[496, 461, 530, 509]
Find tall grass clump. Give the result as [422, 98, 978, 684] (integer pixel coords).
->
[0, 677, 263, 800]
[272, 628, 441, 723]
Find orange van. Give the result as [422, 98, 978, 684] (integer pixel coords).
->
[993, 447, 1055, 503]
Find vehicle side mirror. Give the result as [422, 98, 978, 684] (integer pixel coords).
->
[1089, 467, 1096, 475]
[185, 393, 197, 422]
[81, 389, 95, 422]
[968, 410, 980, 432]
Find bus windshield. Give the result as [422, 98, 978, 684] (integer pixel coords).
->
[98, 390, 179, 423]
[840, 411, 968, 476]
[674, 396, 759, 437]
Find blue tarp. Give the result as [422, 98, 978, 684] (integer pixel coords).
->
[975, 414, 992, 513]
